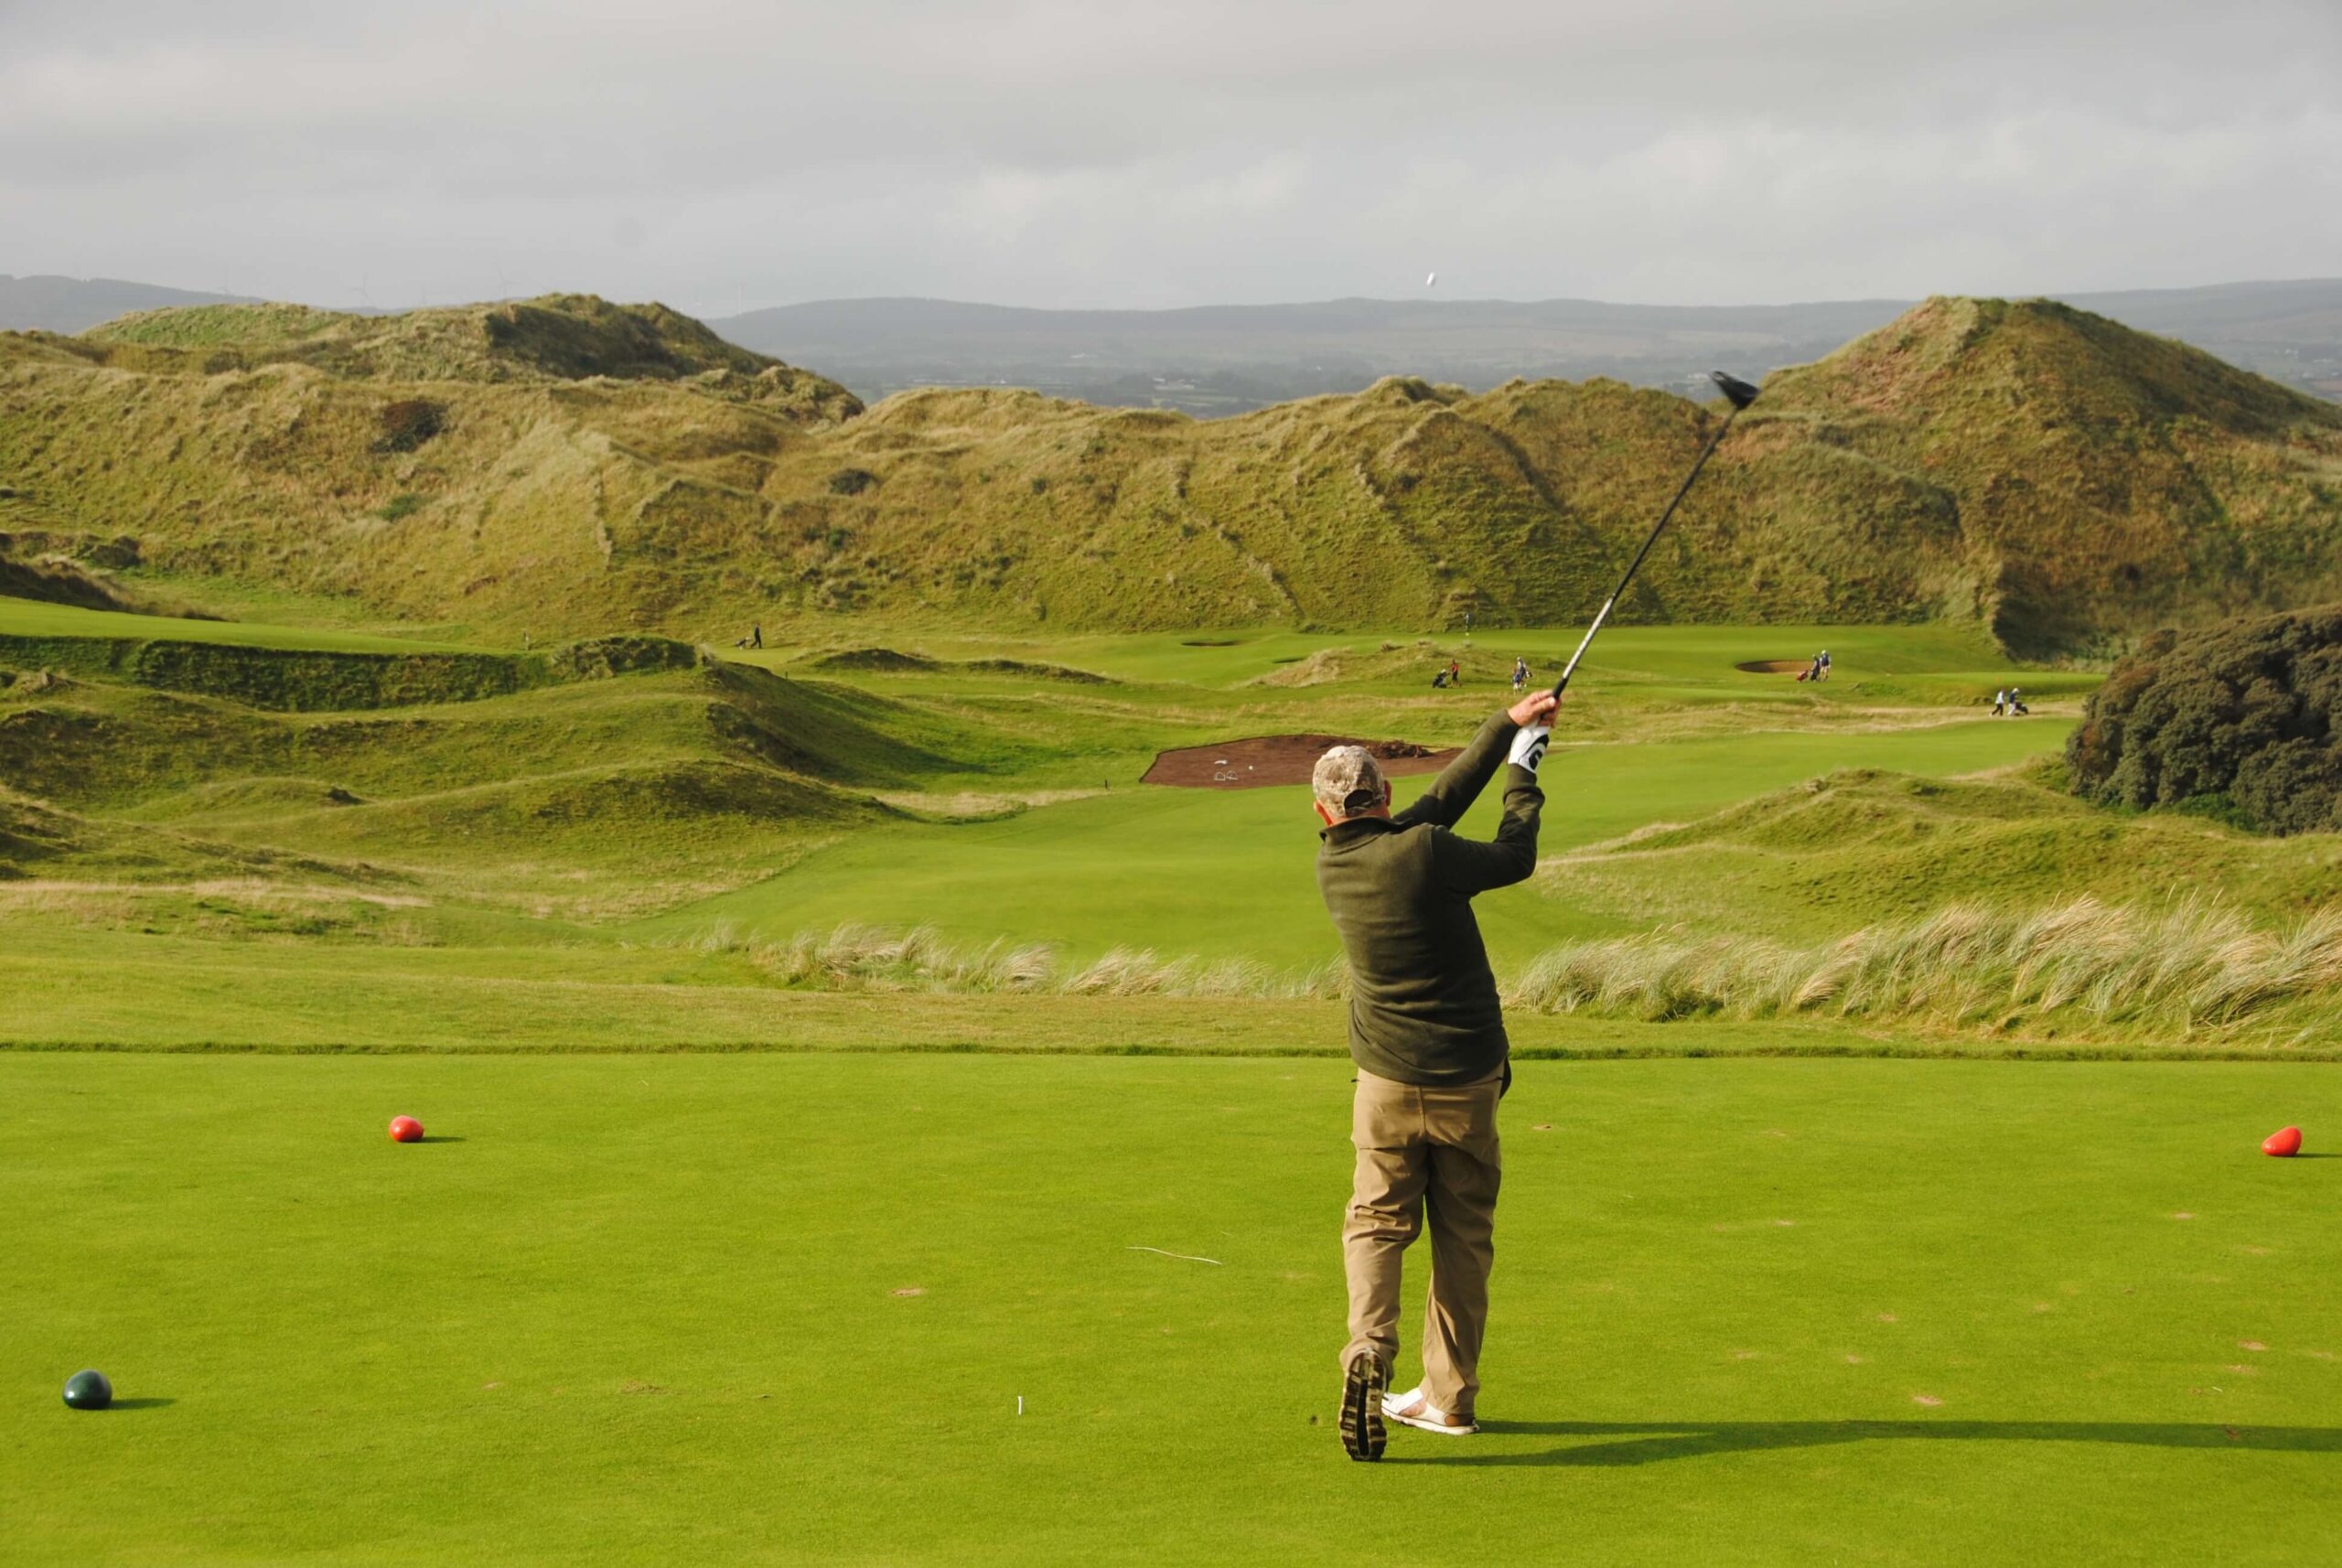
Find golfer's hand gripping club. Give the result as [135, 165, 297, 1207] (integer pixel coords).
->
[1506, 689, 1559, 775]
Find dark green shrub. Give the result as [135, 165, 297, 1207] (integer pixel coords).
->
[2067, 605, 2342, 834]
[375, 400, 445, 454]
[826, 467, 877, 496]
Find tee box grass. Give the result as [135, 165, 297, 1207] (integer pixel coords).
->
[5, 1052, 2337, 1566]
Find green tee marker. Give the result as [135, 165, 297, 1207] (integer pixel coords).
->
[62, 1369, 113, 1411]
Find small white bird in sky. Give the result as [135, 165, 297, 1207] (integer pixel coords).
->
[1425, 271, 1437, 288]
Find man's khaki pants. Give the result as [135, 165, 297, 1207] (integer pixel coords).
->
[1339, 1067, 1503, 1417]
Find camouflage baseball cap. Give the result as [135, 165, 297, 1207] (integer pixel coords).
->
[1313, 745, 1386, 817]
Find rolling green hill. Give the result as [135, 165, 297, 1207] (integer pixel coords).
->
[0, 639, 943, 918]
[1542, 764, 2342, 943]
[2, 294, 2337, 654]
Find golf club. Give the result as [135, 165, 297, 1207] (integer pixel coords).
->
[1551, 370, 1761, 699]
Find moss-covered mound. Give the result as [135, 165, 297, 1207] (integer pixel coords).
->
[2067, 605, 2342, 833]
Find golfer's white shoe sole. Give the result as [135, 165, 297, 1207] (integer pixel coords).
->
[1381, 1388, 1478, 1435]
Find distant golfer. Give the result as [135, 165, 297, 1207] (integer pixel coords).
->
[1510, 656, 1530, 693]
[1993, 688, 2008, 716]
[1313, 687, 1559, 1460]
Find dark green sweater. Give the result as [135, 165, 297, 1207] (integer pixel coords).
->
[1316, 712, 1543, 1086]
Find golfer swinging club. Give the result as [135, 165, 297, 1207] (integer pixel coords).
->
[1313, 687, 1558, 1459]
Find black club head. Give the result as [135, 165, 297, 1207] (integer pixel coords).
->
[1709, 370, 1760, 411]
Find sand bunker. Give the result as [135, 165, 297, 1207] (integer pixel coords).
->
[1144, 734, 1459, 789]
[1736, 660, 1812, 674]
[803, 648, 1106, 682]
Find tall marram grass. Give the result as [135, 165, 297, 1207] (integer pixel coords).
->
[681, 899, 2342, 1037]
[1511, 897, 2342, 1035]
[680, 922, 1346, 1001]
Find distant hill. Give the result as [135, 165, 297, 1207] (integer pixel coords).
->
[77, 295, 860, 411]
[1, 292, 2336, 654]
[14, 272, 2338, 410]
[710, 279, 2342, 413]
[0, 274, 264, 333]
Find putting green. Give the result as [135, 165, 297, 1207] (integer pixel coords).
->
[5, 1053, 2336, 1565]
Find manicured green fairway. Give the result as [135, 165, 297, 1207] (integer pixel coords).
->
[0, 596, 489, 653]
[7, 1052, 2337, 1565]
[652, 715, 2071, 965]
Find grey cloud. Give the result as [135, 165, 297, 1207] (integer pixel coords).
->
[2, 0, 2337, 312]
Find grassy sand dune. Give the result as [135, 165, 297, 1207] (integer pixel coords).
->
[7, 294, 2340, 650]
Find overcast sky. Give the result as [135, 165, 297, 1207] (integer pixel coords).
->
[5, 0, 2338, 314]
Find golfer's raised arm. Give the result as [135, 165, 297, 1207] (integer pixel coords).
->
[1393, 693, 1558, 829]
[1391, 710, 1517, 828]
[1433, 739, 1546, 892]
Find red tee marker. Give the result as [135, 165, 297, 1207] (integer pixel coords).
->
[2262, 1126, 2303, 1157]
[389, 1115, 424, 1144]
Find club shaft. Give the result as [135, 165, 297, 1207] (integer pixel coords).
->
[1551, 405, 1742, 698]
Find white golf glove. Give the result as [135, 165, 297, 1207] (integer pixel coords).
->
[1508, 724, 1551, 775]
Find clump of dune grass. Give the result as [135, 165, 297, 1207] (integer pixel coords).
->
[1509, 896, 2342, 1035]
[1061, 948, 1345, 1000]
[743, 925, 1058, 993]
[676, 923, 1344, 1000]
[682, 898, 2342, 1038]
